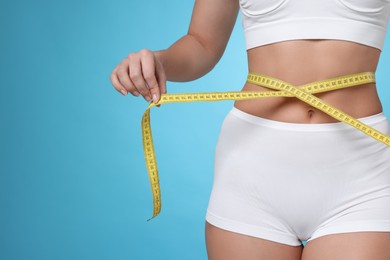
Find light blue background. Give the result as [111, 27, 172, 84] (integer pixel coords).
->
[1, 1, 389, 259]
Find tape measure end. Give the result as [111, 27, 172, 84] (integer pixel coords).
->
[147, 215, 158, 222]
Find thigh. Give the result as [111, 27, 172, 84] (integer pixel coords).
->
[302, 232, 390, 260]
[205, 222, 303, 260]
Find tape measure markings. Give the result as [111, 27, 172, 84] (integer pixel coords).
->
[247, 72, 390, 147]
[141, 71, 389, 220]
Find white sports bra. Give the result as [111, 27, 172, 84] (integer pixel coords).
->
[239, 0, 390, 50]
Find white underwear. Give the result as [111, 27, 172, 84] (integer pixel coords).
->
[206, 106, 390, 246]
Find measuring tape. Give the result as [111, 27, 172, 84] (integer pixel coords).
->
[141, 71, 390, 220]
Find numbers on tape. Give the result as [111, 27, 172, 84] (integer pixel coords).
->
[141, 71, 389, 220]
[247, 72, 390, 146]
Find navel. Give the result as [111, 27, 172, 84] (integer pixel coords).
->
[308, 109, 315, 119]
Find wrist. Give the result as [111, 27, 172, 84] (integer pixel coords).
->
[154, 50, 167, 68]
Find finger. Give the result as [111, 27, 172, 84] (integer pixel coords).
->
[116, 63, 140, 97]
[155, 58, 167, 95]
[128, 54, 152, 102]
[141, 52, 161, 103]
[154, 60, 166, 108]
[110, 68, 128, 96]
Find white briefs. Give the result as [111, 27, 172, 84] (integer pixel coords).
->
[206, 106, 390, 246]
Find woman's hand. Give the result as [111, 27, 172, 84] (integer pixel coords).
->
[110, 0, 239, 102]
[110, 49, 167, 103]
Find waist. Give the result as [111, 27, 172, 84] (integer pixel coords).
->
[234, 73, 383, 124]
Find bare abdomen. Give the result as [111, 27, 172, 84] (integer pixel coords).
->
[234, 40, 383, 123]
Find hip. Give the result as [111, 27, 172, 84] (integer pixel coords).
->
[215, 105, 390, 170]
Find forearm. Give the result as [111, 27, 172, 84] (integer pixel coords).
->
[111, 0, 238, 100]
[155, 34, 220, 82]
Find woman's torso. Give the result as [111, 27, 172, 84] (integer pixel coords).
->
[234, 39, 383, 124]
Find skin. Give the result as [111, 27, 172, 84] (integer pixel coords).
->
[110, 0, 390, 259]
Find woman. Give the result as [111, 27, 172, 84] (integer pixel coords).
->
[110, 0, 390, 259]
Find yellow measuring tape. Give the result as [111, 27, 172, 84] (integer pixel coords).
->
[141, 71, 390, 220]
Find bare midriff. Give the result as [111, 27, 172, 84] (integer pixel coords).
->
[234, 39, 383, 123]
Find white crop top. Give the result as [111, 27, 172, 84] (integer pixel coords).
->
[240, 0, 390, 50]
